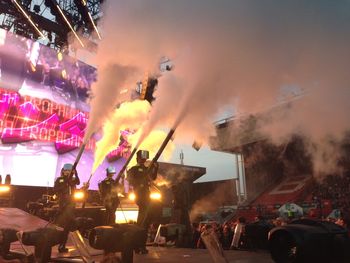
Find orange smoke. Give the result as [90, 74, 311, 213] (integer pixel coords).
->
[154, 177, 172, 187]
[127, 129, 175, 167]
[92, 99, 151, 173]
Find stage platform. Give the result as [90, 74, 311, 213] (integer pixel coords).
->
[1, 208, 273, 262]
[53, 246, 273, 263]
[0, 207, 50, 231]
[0, 208, 103, 260]
[13, 245, 272, 263]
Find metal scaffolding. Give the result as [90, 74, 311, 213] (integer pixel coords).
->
[0, 0, 102, 50]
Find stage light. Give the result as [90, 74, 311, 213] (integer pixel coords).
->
[140, 73, 158, 103]
[61, 69, 67, 79]
[21, 228, 64, 262]
[21, 228, 63, 246]
[115, 210, 138, 224]
[54, 2, 85, 48]
[75, 0, 102, 40]
[11, 0, 46, 39]
[128, 192, 136, 201]
[87, 12, 102, 40]
[150, 192, 161, 201]
[33, 4, 41, 13]
[73, 190, 85, 201]
[89, 224, 147, 262]
[0, 185, 10, 193]
[57, 52, 63, 61]
[0, 228, 18, 256]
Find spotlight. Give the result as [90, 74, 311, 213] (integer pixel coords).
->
[33, 4, 41, 13]
[12, 0, 46, 39]
[21, 228, 62, 246]
[89, 224, 147, 262]
[128, 192, 136, 201]
[0, 228, 18, 256]
[73, 0, 102, 40]
[57, 52, 63, 61]
[73, 190, 85, 201]
[150, 192, 161, 201]
[21, 228, 63, 262]
[45, 0, 84, 47]
[61, 69, 67, 79]
[0, 185, 10, 193]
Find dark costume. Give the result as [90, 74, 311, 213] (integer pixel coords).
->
[98, 171, 120, 225]
[53, 164, 80, 253]
[127, 150, 158, 253]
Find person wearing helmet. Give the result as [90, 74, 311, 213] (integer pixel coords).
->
[98, 166, 120, 225]
[53, 163, 80, 253]
[127, 150, 158, 254]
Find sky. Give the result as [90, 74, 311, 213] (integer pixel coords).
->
[69, 0, 350, 181]
[160, 144, 238, 183]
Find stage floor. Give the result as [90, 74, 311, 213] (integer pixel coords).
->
[11, 239, 274, 263]
[2, 208, 273, 262]
[76, 246, 274, 263]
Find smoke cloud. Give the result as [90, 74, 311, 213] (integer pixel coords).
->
[97, 0, 350, 143]
[83, 63, 138, 142]
[83, 0, 350, 177]
[190, 182, 235, 222]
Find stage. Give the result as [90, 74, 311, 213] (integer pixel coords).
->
[12, 244, 273, 263]
[1, 208, 273, 262]
[50, 246, 273, 263]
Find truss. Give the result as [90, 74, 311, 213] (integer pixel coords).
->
[0, 0, 102, 51]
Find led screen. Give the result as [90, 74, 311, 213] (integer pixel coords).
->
[0, 29, 127, 190]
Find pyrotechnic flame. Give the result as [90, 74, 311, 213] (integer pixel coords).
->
[127, 129, 175, 167]
[92, 100, 151, 173]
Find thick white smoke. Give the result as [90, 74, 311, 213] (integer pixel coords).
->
[82, 0, 350, 189]
[83, 64, 139, 142]
[92, 0, 350, 151]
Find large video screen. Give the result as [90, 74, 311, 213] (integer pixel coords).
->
[0, 29, 127, 190]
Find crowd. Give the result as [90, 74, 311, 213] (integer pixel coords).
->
[189, 216, 274, 250]
[311, 173, 350, 222]
[187, 213, 350, 251]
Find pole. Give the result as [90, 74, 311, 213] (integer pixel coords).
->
[145, 128, 176, 192]
[147, 128, 175, 171]
[73, 143, 86, 170]
[68, 143, 86, 179]
[115, 148, 138, 183]
[141, 128, 176, 227]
